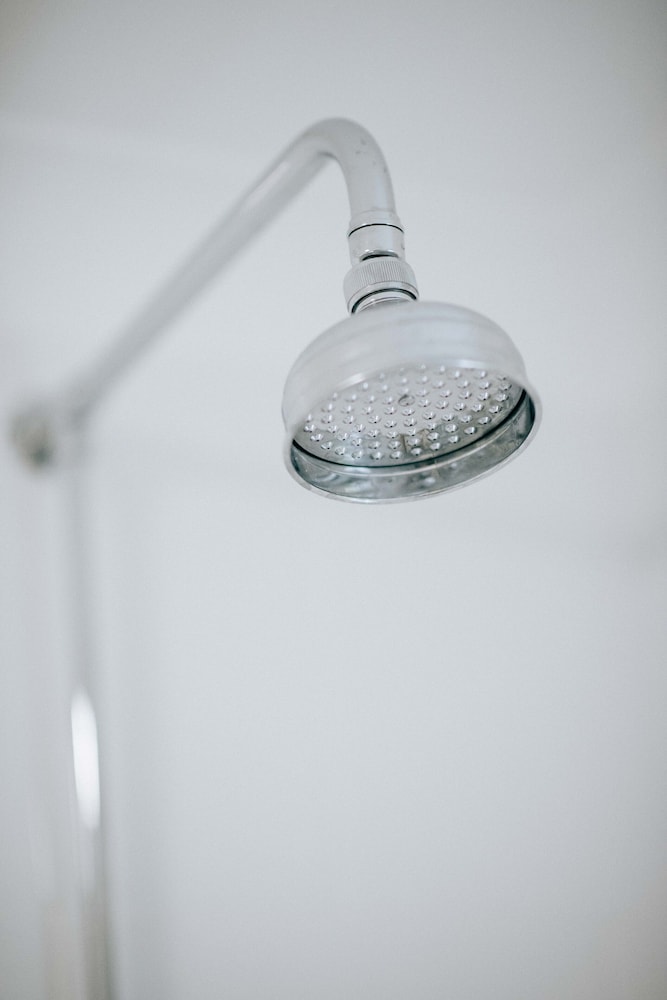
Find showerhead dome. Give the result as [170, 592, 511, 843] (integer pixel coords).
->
[283, 300, 540, 502]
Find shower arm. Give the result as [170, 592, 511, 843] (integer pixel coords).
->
[13, 117, 417, 468]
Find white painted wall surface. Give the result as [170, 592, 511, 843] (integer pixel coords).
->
[1, 2, 666, 998]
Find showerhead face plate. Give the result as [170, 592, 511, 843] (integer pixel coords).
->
[282, 301, 540, 502]
[291, 365, 524, 468]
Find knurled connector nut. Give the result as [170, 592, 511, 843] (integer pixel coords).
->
[344, 257, 418, 313]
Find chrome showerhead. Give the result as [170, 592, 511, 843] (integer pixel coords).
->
[283, 299, 540, 502]
[11, 119, 540, 503]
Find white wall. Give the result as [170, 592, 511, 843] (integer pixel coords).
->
[2, 2, 666, 998]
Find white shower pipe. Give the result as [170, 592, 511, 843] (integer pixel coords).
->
[13, 118, 417, 468]
[12, 119, 416, 1000]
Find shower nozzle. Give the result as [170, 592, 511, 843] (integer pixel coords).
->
[12, 119, 540, 501]
[282, 300, 539, 502]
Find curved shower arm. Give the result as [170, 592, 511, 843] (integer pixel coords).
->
[249, 117, 403, 235]
[13, 118, 409, 466]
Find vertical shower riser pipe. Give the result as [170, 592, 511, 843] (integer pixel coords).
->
[9, 120, 417, 1000]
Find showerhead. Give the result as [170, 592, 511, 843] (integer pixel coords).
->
[11, 119, 540, 500]
[282, 299, 540, 502]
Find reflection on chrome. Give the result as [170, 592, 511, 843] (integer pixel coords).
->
[71, 689, 101, 830]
